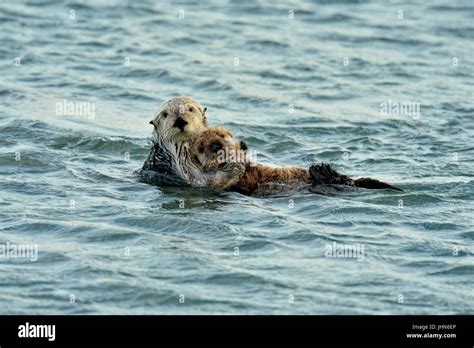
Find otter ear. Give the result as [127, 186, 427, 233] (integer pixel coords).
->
[240, 141, 248, 152]
[203, 107, 207, 116]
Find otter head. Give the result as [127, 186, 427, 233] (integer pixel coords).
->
[190, 127, 248, 172]
[149, 96, 208, 143]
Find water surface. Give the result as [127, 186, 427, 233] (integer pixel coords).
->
[0, 0, 473, 314]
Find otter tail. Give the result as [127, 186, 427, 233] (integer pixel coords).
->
[353, 177, 403, 191]
[309, 163, 403, 192]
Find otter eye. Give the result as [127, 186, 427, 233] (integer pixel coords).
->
[162, 111, 168, 118]
[189, 107, 194, 112]
[210, 140, 223, 153]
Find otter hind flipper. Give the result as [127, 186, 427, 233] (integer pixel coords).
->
[309, 163, 403, 192]
[309, 163, 354, 186]
[353, 178, 403, 192]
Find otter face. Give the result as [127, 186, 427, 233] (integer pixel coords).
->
[191, 127, 248, 172]
[150, 96, 208, 143]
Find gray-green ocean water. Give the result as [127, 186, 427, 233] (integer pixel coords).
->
[0, 0, 473, 314]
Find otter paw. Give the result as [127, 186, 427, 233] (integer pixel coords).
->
[218, 161, 245, 175]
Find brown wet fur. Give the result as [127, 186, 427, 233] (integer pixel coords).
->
[235, 163, 311, 195]
[190, 127, 246, 189]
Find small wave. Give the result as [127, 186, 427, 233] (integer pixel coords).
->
[0, 87, 27, 100]
[317, 13, 360, 23]
[0, 119, 145, 156]
[245, 39, 289, 49]
[118, 68, 172, 80]
[195, 79, 234, 92]
[172, 36, 201, 45]
[76, 40, 111, 48]
[301, 91, 357, 101]
[430, 265, 474, 276]
[460, 231, 474, 240]
[201, 272, 291, 289]
[429, 5, 474, 12]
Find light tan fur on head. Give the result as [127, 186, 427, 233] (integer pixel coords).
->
[150, 96, 208, 143]
[190, 127, 247, 171]
[190, 127, 247, 189]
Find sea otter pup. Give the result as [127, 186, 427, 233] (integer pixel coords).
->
[139, 96, 209, 186]
[189, 127, 247, 190]
[190, 127, 403, 195]
[189, 127, 313, 195]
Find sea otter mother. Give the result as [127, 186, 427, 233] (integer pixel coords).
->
[138, 96, 209, 186]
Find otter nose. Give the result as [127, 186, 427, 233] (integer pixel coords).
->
[210, 140, 223, 153]
[173, 117, 188, 131]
